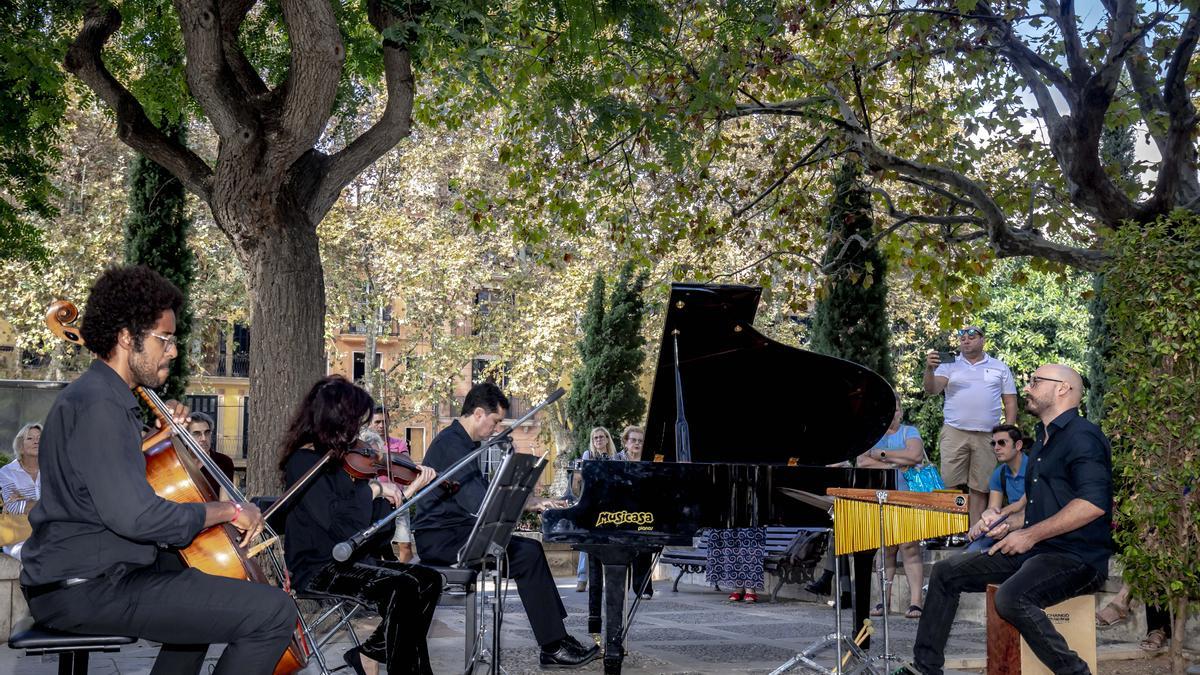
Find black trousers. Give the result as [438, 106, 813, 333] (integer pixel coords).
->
[416, 525, 568, 646]
[25, 553, 296, 675]
[913, 551, 1105, 675]
[307, 560, 442, 675]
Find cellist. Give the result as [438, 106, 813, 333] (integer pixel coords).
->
[21, 265, 295, 675]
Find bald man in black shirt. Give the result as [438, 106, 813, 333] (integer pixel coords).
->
[910, 364, 1112, 675]
[21, 266, 295, 675]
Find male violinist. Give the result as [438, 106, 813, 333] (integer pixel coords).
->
[21, 265, 296, 675]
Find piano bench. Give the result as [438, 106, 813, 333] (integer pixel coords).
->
[661, 527, 828, 601]
[7, 618, 136, 675]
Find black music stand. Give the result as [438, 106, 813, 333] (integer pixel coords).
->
[456, 451, 546, 675]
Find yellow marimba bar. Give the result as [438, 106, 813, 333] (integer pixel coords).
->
[826, 488, 970, 556]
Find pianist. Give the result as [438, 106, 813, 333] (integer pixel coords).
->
[412, 382, 600, 668]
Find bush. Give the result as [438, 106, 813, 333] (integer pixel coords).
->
[1105, 210, 1200, 672]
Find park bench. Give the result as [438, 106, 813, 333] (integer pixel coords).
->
[659, 526, 827, 602]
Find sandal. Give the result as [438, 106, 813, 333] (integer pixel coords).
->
[1140, 628, 1168, 652]
[870, 603, 885, 617]
[743, 592, 758, 603]
[727, 592, 744, 602]
[1095, 601, 1130, 627]
[905, 604, 923, 619]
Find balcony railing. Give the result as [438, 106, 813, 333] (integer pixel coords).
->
[200, 353, 250, 378]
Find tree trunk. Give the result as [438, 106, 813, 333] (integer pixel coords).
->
[241, 212, 326, 496]
[1171, 596, 1187, 675]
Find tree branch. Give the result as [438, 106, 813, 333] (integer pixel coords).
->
[313, 1, 415, 219]
[172, 0, 258, 141]
[732, 136, 830, 218]
[219, 0, 270, 103]
[65, 3, 213, 200]
[1145, 12, 1200, 214]
[820, 81, 1105, 270]
[275, 0, 345, 167]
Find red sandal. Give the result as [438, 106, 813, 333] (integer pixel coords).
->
[743, 592, 758, 603]
[727, 592, 744, 602]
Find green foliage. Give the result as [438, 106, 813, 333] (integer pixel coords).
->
[1106, 211, 1200, 620]
[809, 159, 893, 385]
[124, 120, 193, 401]
[0, 5, 71, 263]
[565, 261, 650, 456]
[1086, 123, 1137, 421]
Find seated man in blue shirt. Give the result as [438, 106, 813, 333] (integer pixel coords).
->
[909, 365, 1113, 675]
[965, 424, 1029, 552]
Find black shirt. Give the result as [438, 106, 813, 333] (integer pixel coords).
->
[411, 420, 488, 533]
[1023, 407, 1114, 574]
[282, 448, 382, 590]
[21, 360, 207, 586]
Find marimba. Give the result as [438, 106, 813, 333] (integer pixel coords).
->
[826, 488, 970, 556]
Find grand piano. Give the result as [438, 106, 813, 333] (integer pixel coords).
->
[542, 283, 898, 674]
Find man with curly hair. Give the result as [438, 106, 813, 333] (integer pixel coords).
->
[20, 265, 296, 675]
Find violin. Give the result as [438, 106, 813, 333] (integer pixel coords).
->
[340, 442, 461, 494]
[341, 441, 420, 484]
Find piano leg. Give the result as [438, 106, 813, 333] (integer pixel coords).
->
[579, 545, 640, 674]
[601, 559, 631, 675]
[852, 550, 874, 650]
[587, 553, 604, 634]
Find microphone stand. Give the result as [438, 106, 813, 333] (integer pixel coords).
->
[332, 387, 565, 562]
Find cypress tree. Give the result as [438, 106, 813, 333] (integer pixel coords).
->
[124, 119, 194, 401]
[566, 261, 649, 455]
[809, 159, 892, 382]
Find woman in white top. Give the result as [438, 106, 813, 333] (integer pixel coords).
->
[0, 422, 43, 559]
[575, 427, 616, 591]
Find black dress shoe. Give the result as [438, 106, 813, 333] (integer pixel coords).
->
[540, 635, 600, 668]
[342, 647, 367, 675]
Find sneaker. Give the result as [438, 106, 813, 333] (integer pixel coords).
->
[575, 580, 586, 592]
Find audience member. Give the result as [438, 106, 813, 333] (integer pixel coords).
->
[924, 326, 1018, 525]
[615, 425, 654, 599]
[0, 422, 42, 559]
[1096, 583, 1172, 651]
[710, 527, 767, 603]
[359, 428, 416, 562]
[574, 426, 616, 592]
[369, 407, 410, 456]
[856, 403, 926, 618]
[965, 424, 1029, 553]
[188, 412, 236, 496]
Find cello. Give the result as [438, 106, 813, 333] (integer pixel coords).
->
[46, 300, 309, 675]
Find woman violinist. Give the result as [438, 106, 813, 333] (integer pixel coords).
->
[279, 375, 442, 675]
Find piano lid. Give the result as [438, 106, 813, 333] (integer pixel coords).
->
[642, 283, 896, 466]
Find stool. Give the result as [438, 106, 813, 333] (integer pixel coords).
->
[985, 583, 1097, 675]
[7, 618, 136, 675]
[430, 566, 480, 668]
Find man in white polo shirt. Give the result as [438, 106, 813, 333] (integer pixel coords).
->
[924, 326, 1018, 526]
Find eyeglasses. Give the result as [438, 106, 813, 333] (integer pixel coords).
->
[957, 328, 982, 337]
[146, 331, 179, 349]
[1027, 375, 1065, 387]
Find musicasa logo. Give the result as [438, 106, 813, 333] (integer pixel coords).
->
[595, 511, 655, 529]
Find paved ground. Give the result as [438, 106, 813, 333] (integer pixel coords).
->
[0, 576, 1166, 674]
